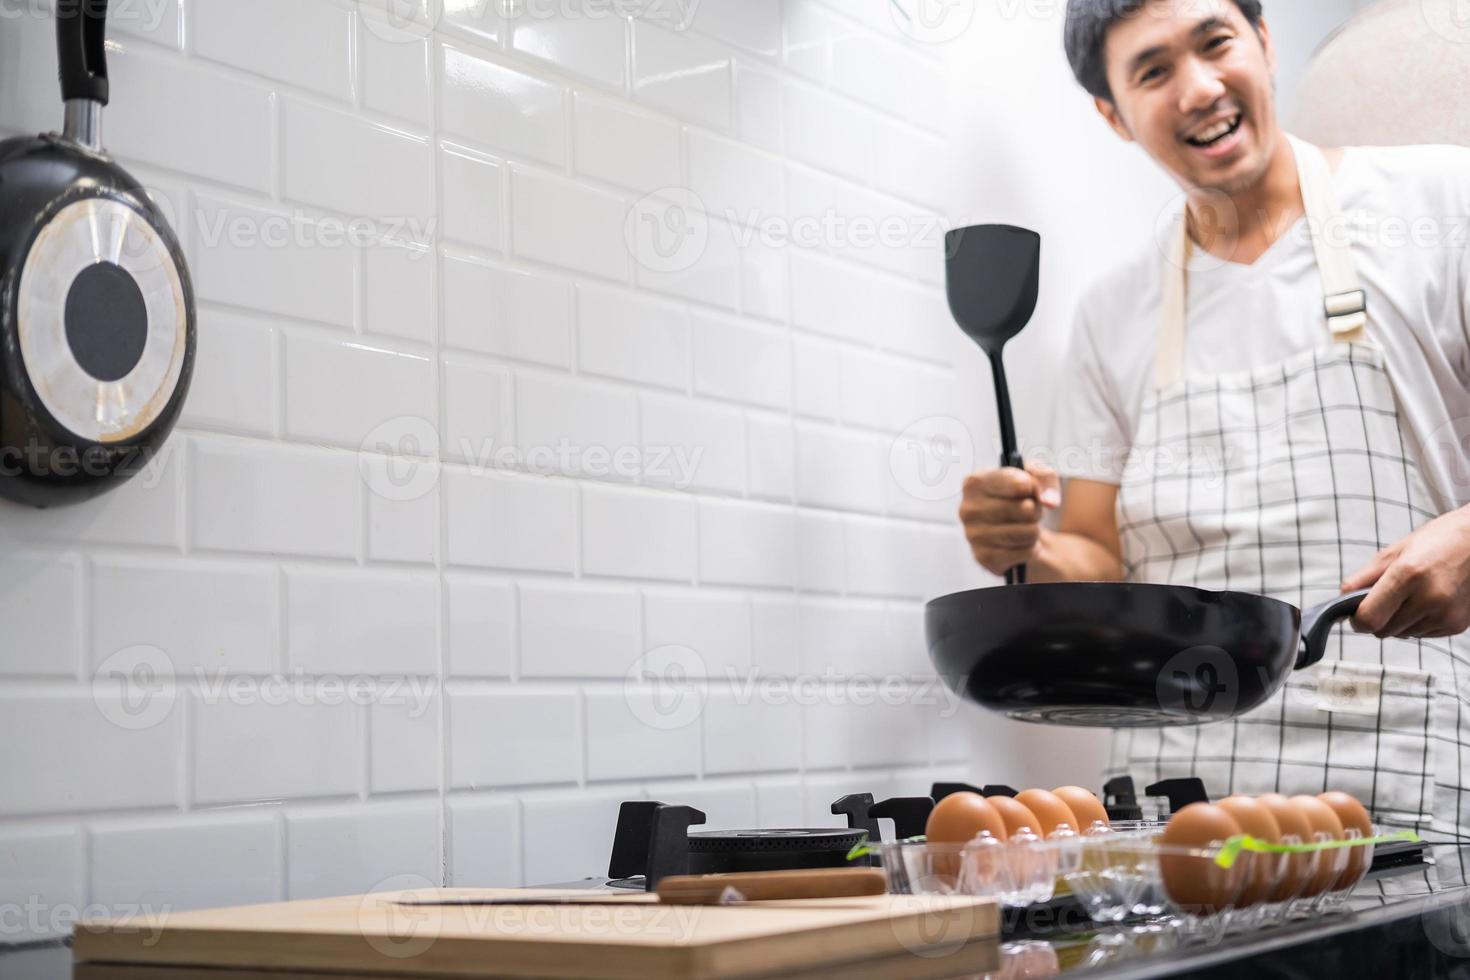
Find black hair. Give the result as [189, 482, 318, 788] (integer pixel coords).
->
[1064, 0, 1265, 101]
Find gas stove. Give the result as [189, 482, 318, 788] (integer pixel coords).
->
[575, 775, 1431, 897]
[591, 776, 1205, 891]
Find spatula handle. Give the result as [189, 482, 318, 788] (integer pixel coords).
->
[988, 352, 1028, 586]
[1001, 446, 1027, 586]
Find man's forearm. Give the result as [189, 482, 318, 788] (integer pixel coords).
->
[1027, 528, 1127, 584]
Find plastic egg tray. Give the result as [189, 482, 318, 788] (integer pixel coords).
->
[862, 823, 1409, 938]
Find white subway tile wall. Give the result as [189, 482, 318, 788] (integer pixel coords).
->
[0, 0, 978, 941]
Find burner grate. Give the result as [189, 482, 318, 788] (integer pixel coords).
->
[687, 829, 865, 852]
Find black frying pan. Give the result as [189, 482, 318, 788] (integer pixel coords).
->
[0, 0, 195, 507]
[928, 582, 1371, 726]
[930, 225, 1370, 726]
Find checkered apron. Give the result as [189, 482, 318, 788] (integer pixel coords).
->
[1105, 135, 1470, 890]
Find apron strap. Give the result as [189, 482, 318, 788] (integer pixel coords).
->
[1157, 212, 1190, 391]
[1296, 134, 1370, 344]
[1155, 134, 1367, 391]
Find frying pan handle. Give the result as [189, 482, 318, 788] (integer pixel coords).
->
[1296, 589, 1372, 669]
[57, 0, 110, 106]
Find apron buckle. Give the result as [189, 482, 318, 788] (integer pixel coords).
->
[1325, 289, 1368, 338]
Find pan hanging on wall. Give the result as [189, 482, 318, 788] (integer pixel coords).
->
[0, 0, 195, 508]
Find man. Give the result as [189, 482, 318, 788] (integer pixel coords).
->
[959, 0, 1470, 886]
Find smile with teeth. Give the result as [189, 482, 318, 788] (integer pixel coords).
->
[1185, 114, 1243, 147]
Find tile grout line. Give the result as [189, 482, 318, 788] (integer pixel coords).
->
[427, 7, 453, 891]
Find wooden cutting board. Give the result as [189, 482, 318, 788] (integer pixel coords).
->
[73, 888, 1000, 980]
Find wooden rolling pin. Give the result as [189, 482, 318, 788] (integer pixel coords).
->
[655, 868, 888, 905]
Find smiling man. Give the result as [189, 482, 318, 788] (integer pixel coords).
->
[958, 0, 1470, 886]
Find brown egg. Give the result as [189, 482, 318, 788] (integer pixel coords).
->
[1318, 791, 1374, 891]
[1289, 795, 1346, 896]
[987, 795, 1043, 839]
[1257, 793, 1315, 903]
[1217, 796, 1283, 907]
[1014, 789, 1079, 836]
[1052, 786, 1110, 831]
[925, 791, 1007, 844]
[1159, 803, 1245, 913]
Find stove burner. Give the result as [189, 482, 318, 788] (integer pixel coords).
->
[687, 828, 865, 875]
[689, 828, 863, 847]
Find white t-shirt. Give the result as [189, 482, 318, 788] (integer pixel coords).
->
[1057, 141, 1470, 515]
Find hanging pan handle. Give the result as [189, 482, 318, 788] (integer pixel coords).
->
[1296, 589, 1372, 669]
[57, 0, 110, 106]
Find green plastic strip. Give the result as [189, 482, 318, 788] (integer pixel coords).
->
[847, 835, 924, 862]
[1212, 830, 1421, 869]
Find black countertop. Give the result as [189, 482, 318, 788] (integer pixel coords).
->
[993, 886, 1470, 979]
[7, 886, 1470, 979]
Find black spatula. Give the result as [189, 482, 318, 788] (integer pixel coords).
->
[944, 224, 1042, 585]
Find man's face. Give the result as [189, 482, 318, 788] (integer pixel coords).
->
[1097, 0, 1279, 195]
